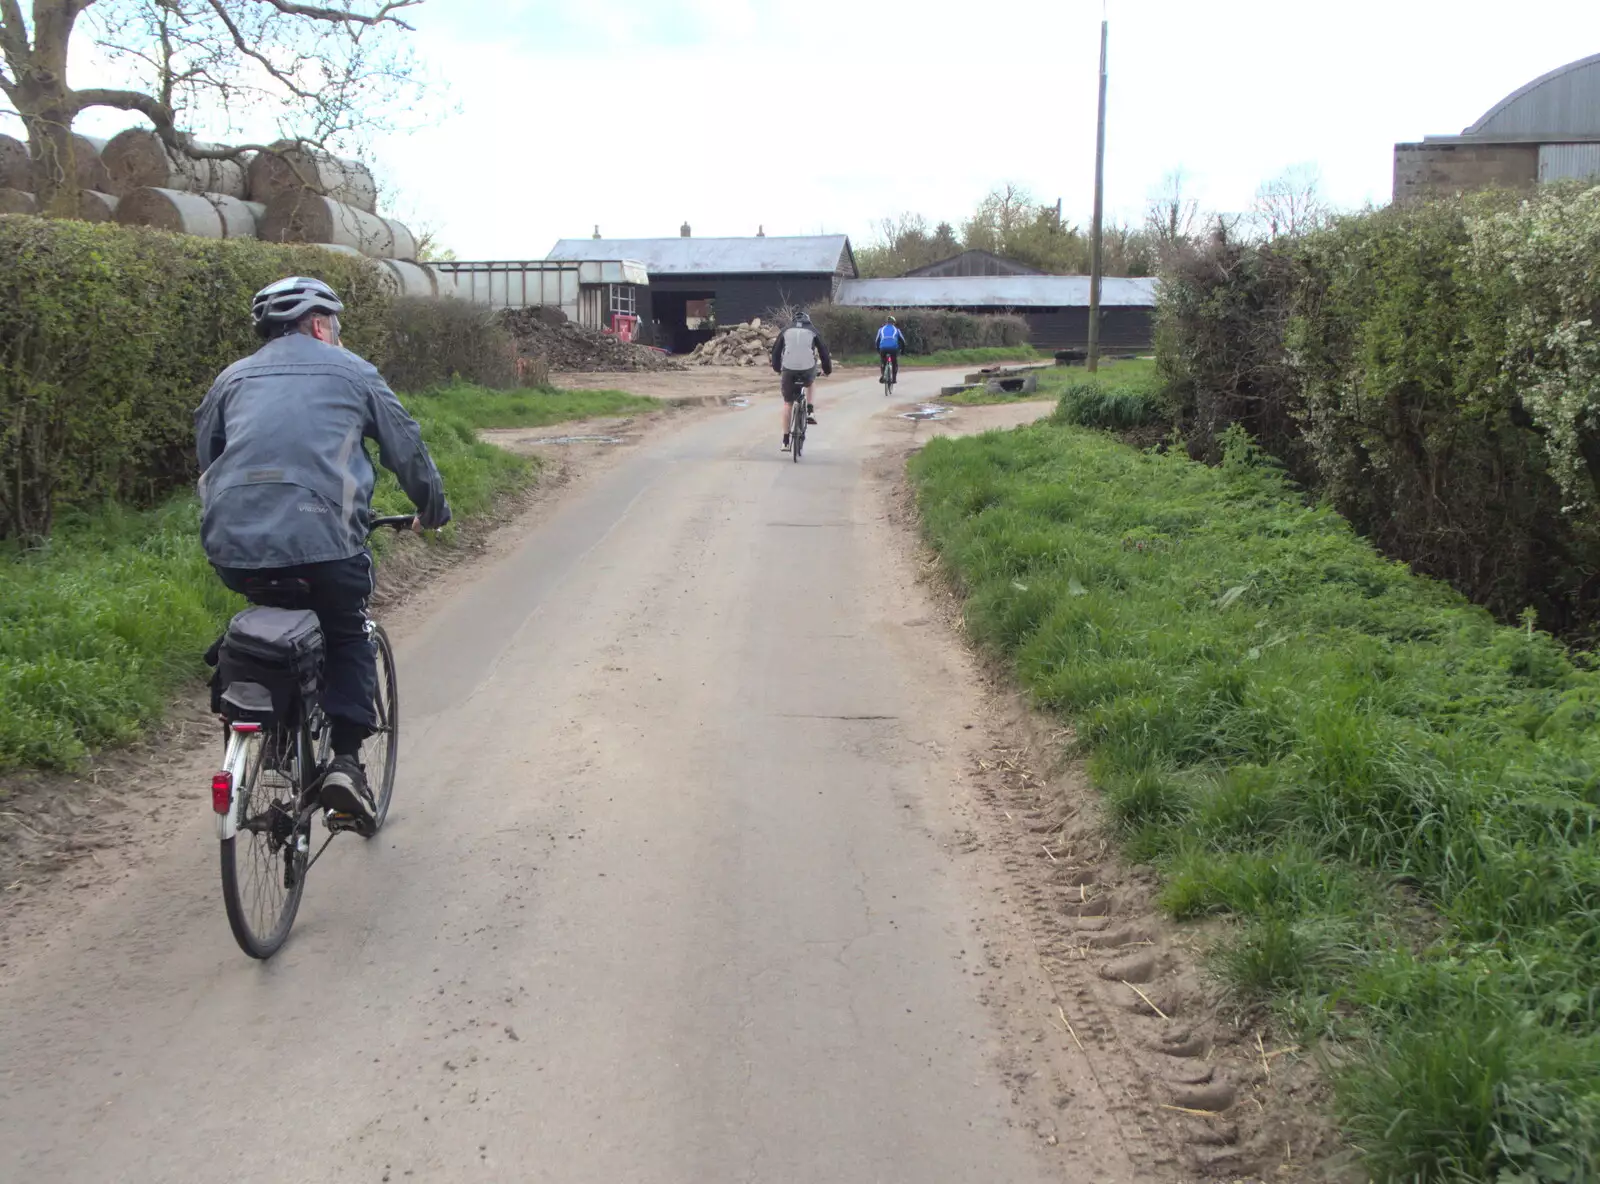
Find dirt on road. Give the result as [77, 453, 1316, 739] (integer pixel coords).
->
[0, 368, 1337, 1183]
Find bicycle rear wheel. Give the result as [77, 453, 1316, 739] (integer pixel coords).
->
[791, 396, 805, 461]
[365, 623, 400, 832]
[220, 725, 309, 959]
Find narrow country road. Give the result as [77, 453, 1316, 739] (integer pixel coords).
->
[0, 370, 1145, 1182]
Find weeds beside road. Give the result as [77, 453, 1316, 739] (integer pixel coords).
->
[911, 420, 1600, 1183]
[0, 385, 657, 773]
[942, 357, 1157, 411]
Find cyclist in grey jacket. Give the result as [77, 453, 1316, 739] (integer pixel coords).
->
[769, 310, 832, 450]
[195, 276, 451, 832]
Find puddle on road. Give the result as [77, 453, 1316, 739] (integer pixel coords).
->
[522, 435, 624, 445]
[729, 396, 752, 408]
[901, 405, 954, 421]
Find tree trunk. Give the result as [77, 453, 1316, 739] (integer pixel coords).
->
[25, 106, 82, 215]
[13, 6, 84, 216]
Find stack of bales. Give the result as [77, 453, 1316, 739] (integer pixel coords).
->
[1, 131, 114, 218]
[0, 128, 456, 298]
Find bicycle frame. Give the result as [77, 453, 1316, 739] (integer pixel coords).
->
[210, 514, 410, 842]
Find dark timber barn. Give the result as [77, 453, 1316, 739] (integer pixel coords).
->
[833, 275, 1158, 353]
[547, 234, 858, 354]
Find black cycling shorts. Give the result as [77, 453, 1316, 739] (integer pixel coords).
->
[781, 368, 817, 402]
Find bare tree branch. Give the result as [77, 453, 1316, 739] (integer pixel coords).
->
[0, 0, 31, 63]
[6, 0, 427, 208]
[69, 85, 171, 122]
[202, 0, 319, 101]
[251, 0, 419, 30]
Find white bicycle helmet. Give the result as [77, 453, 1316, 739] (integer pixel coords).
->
[251, 276, 344, 338]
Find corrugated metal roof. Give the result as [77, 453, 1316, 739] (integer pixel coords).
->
[548, 235, 852, 275]
[1465, 53, 1600, 138]
[834, 275, 1157, 309]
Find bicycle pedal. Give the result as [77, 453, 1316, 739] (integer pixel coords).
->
[323, 808, 363, 834]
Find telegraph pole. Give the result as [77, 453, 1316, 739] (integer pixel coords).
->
[1086, 17, 1108, 373]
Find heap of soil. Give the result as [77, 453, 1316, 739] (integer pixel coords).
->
[500, 307, 679, 373]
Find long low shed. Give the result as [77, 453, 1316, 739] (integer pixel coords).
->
[433, 259, 649, 329]
[548, 236, 857, 352]
[833, 275, 1158, 352]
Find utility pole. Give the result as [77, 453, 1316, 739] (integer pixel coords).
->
[1087, 17, 1108, 373]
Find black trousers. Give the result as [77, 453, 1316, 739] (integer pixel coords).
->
[214, 552, 378, 738]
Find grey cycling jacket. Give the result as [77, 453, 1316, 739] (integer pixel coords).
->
[770, 325, 833, 374]
[194, 333, 451, 570]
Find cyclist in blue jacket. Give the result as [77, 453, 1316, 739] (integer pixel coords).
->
[876, 315, 907, 385]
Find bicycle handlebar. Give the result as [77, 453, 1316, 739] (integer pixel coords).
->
[369, 514, 419, 538]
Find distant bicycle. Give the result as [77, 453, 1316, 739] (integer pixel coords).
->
[207, 514, 414, 959]
[880, 354, 896, 398]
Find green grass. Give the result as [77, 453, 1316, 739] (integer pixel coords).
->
[942, 386, 1056, 406]
[404, 381, 658, 429]
[941, 356, 1160, 409]
[0, 384, 648, 773]
[910, 422, 1600, 1182]
[1038, 357, 1164, 428]
[838, 345, 1040, 368]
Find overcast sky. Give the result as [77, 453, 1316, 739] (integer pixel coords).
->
[40, 0, 1600, 259]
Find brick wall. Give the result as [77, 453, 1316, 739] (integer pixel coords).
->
[1393, 141, 1539, 203]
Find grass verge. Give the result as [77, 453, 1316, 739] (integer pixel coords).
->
[0, 386, 609, 773]
[404, 381, 659, 429]
[839, 345, 1041, 368]
[1039, 357, 1163, 428]
[909, 421, 1600, 1182]
[942, 357, 1159, 409]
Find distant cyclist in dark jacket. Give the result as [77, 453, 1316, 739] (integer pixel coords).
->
[876, 315, 907, 384]
[195, 276, 452, 833]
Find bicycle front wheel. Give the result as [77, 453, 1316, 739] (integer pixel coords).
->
[365, 623, 400, 833]
[220, 726, 308, 959]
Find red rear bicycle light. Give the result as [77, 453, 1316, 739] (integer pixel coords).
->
[211, 771, 233, 814]
[230, 722, 261, 733]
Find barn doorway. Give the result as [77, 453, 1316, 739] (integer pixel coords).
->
[650, 290, 716, 354]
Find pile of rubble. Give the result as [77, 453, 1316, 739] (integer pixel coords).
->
[687, 319, 780, 366]
[499, 306, 678, 373]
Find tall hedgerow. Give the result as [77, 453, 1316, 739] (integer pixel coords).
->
[0, 215, 393, 542]
[1157, 186, 1600, 639]
[806, 305, 1029, 356]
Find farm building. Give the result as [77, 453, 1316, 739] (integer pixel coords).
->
[546, 233, 858, 353]
[1395, 53, 1600, 202]
[833, 274, 1158, 353]
[432, 258, 649, 331]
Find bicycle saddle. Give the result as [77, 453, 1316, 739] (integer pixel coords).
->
[242, 575, 313, 609]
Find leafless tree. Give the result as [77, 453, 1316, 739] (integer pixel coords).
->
[0, 0, 425, 213]
[961, 181, 1036, 253]
[1249, 163, 1330, 241]
[1145, 167, 1200, 255]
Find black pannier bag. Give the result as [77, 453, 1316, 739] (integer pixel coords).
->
[210, 607, 326, 720]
